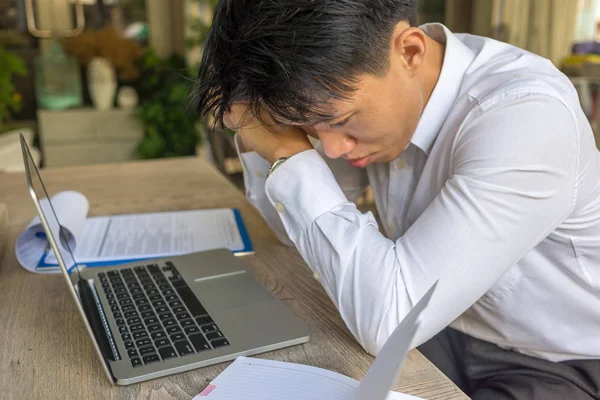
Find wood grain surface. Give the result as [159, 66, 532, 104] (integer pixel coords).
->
[0, 156, 468, 400]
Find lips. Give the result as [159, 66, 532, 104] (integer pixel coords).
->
[347, 155, 371, 168]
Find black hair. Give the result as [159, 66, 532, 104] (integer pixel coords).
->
[192, 0, 417, 126]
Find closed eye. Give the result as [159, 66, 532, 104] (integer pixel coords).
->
[330, 115, 352, 129]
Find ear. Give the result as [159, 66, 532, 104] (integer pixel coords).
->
[391, 23, 427, 74]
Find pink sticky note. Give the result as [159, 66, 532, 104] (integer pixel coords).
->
[199, 384, 216, 396]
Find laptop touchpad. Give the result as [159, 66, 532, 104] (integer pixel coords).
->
[192, 272, 274, 311]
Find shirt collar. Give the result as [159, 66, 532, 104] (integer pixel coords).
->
[409, 23, 475, 155]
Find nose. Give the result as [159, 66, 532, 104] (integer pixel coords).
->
[318, 130, 356, 159]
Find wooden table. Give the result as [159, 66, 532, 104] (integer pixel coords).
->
[0, 157, 467, 399]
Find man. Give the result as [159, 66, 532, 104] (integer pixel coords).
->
[192, 1, 600, 398]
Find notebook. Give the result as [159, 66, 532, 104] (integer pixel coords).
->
[15, 190, 253, 273]
[193, 281, 438, 400]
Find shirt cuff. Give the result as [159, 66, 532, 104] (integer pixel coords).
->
[265, 149, 349, 240]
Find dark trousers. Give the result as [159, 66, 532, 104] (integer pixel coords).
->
[418, 328, 600, 399]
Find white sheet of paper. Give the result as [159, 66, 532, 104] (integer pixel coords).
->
[43, 208, 245, 265]
[15, 191, 88, 272]
[193, 357, 422, 400]
[353, 281, 438, 400]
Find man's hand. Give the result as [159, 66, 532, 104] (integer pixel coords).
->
[223, 103, 313, 164]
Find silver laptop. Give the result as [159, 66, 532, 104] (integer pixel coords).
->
[20, 134, 311, 385]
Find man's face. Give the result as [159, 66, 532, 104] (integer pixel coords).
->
[299, 57, 426, 168]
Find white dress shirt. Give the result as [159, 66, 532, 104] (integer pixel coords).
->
[235, 23, 600, 362]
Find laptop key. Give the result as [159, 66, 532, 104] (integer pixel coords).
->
[176, 312, 190, 320]
[143, 354, 160, 365]
[151, 331, 167, 340]
[121, 333, 131, 341]
[140, 278, 153, 286]
[170, 332, 185, 342]
[149, 294, 162, 302]
[136, 338, 152, 347]
[189, 334, 211, 352]
[130, 287, 143, 295]
[165, 294, 178, 302]
[134, 266, 145, 274]
[141, 311, 155, 319]
[206, 331, 224, 341]
[144, 317, 159, 325]
[159, 346, 178, 360]
[166, 326, 181, 334]
[98, 272, 106, 279]
[131, 357, 143, 367]
[155, 306, 169, 314]
[147, 264, 160, 274]
[162, 289, 175, 296]
[114, 287, 127, 295]
[171, 279, 187, 289]
[211, 338, 230, 348]
[180, 319, 195, 328]
[127, 317, 141, 325]
[159, 284, 171, 291]
[115, 318, 125, 326]
[176, 286, 207, 317]
[148, 324, 163, 333]
[133, 331, 148, 340]
[152, 300, 166, 307]
[106, 293, 114, 301]
[196, 316, 213, 326]
[127, 349, 138, 358]
[163, 319, 177, 328]
[155, 338, 170, 348]
[184, 326, 200, 335]
[110, 305, 119, 313]
[119, 298, 132, 306]
[116, 293, 129, 300]
[124, 311, 138, 319]
[124, 340, 135, 350]
[143, 284, 155, 291]
[169, 300, 182, 308]
[122, 304, 135, 312]
[172, 306, 186, 314]
[121, 267, 133, 275]
[201, 324, 219, 333]
[147, 289, 159, 296]
[174, 340, 195, 356]
[130, 323, 144, 332]
[138, 304, 152, 312]
[158, 312, 172, 321]
[155, 279, 169, 286]
[132, 293, 145, 300]
[136, 299, 149, 306]
[107, 271, 119, 278]
[119, 326, 128, 334]
[139, 346, 155, 356]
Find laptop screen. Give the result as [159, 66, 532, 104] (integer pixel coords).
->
[21, 135, 83, 284]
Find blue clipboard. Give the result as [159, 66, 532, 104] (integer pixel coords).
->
[35, 208, 253, 272]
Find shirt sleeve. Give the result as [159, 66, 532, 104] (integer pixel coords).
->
[235, 134, 369, 247]
[263, 94, 578, 355]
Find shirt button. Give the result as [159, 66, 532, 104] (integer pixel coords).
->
[255, 169, 265, 178]
[313, 271, 320, 281]
[274, 202, 285, 213]
[396, 160, 407, 170]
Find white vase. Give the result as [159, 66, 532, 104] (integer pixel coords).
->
[117, 86, 139, 110]
[87, 57, 117, 111]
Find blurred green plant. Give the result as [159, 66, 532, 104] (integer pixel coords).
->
[0, 46, 27, 131]
[132, 49, 200, 159]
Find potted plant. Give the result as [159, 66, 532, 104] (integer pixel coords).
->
[0, 45, 27, 132]
[131, 49, 200, 159]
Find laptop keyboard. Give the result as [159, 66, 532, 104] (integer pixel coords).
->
[98, 261, 230, 368]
